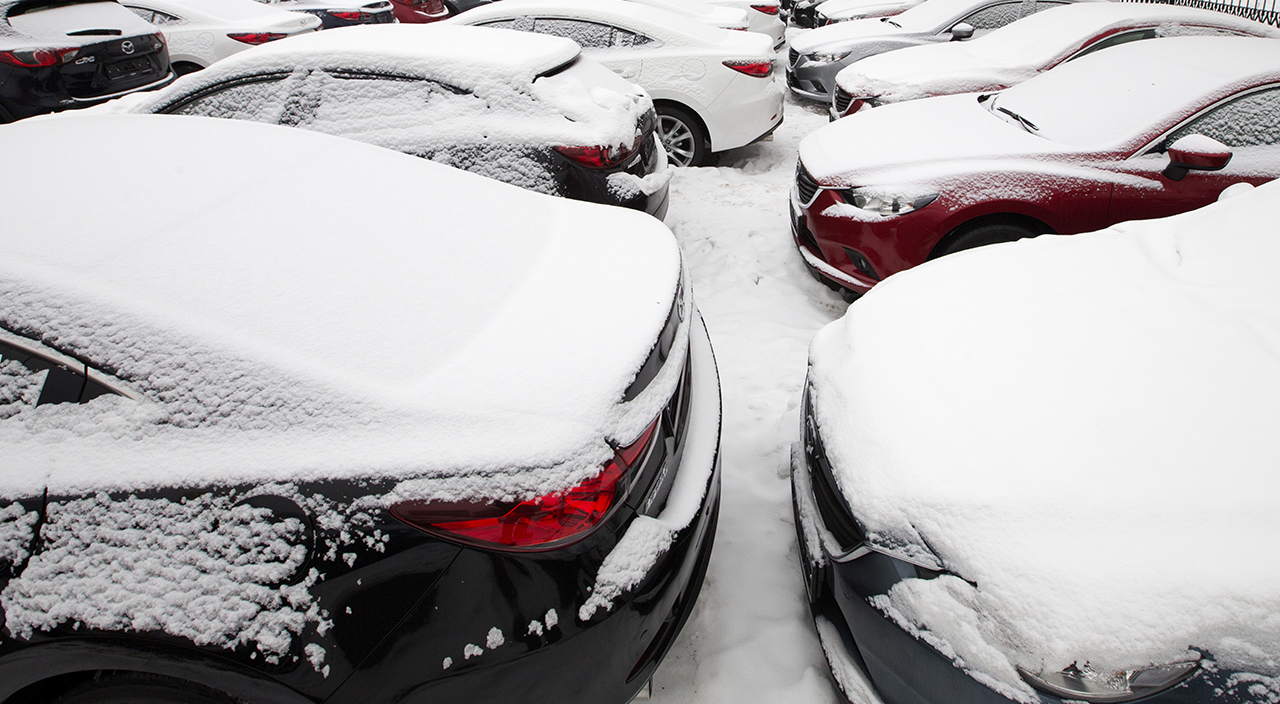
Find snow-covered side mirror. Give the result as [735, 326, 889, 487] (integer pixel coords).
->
[1164, 134, 1232, 181]
[950, 22, 974, 40]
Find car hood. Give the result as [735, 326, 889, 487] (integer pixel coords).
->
[807, 178, 1280, 700]
[798, 93, 1074, 186]
[834, 41, 1026, 102]
[0, 115, 685, 501]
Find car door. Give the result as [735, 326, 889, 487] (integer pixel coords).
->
[1110, 84, 1280, 222]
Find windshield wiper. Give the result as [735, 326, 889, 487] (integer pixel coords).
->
[879, 17, 902, 26]
[997, 106, 1038, 133]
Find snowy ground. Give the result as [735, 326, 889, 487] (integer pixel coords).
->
[647, 87, 855, 703]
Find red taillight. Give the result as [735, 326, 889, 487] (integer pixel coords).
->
[391, 418, 660, 550]
[0, 47, 78, 67]
[555, 134, 642, 169]
[751, 3, 779, 13]
[327, 10, 371, 19]
[227, 32, 288, 44]
[723, 60, 774, 78]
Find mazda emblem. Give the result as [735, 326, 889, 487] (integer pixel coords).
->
[121, 40, 135, 54]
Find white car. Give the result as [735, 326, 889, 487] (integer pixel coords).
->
[123, 0, 320, 73]
[830, 3, 1280, 117]
[451, 0, 784, 167]
[705, 0, 786, 47]
[786, 0, 1096, 101]
[628, 0, 753, 32]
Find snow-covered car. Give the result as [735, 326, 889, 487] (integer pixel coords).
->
[788, 0, 827, 27]
[628, 0, 752, 32]
[813, 0, 918, 24]
[0, 112, 721, 704]
[791, 36, 1280, 296]
[0, 0, 174, 121]
[794, 173, 1280, 704]
[106, 24, 672, 218]
[254, 0, 394, 29]
[450, 0, 784, 167]
[122, 0, 319, 74]
[704, 0, 785, 47]
[786, 0, 1094, 101]
[830, 3, 1280, 118]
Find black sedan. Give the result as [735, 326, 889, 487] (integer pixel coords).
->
[0, 113, 720, 704]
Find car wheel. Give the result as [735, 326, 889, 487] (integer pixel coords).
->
[657, 106, 709, 167]
[53, 673, 238, 704]
[938, 220, 1043, 257]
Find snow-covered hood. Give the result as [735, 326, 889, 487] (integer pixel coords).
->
[0, 115, 685, 502]
[834, 41, 1021, 102]
[789, 14, 919, 53]
[806, 178, 1280, 701]
[798, 93, 1073, 186]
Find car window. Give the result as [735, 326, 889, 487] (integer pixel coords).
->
[531, 17, 618, 49]
[615, 28, 654, 47]
[300, 71, 470, 138]
[0, 340, 83, 412]
[165, 74, 295, 123]
[955, 1, 1023, 30]
[1069, 29, 1157, 61]
[1163, 86, 1280, 150]
[476, 17, 533, 30]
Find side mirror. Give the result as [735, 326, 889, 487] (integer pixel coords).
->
[950, 22, 974, 40]
[1163, 134, 1232, 181]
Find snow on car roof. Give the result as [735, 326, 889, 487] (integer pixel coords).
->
[131, 0, 313, 22]
[791, 0, 1082, 51]
[3, 0, 154, 41]
[833, 3, 1280, 103]
[0, 114, 685, 501]
[629, 0, 751, 29]
[997, 35, 1280, 149]
[807, 178, 1280, 698]
[451, 0, 737, 45]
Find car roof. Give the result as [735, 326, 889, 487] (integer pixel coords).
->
[126, 0, 311, 22]
[452, 0, 733, 44]
[0, 114, 681, 493]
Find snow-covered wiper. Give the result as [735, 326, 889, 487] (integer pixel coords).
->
[997, 106, 1038, 133]
[879, 16, 902, 27]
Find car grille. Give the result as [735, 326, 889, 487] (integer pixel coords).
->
[796, 161, 819, 206]
[788, 47, 800, 66]
[833, 87, 853, 114]
[804, 393, 865, 552]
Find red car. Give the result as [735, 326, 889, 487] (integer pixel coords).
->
[390, 0, 448, 22]
[792, 35, 1280, 295]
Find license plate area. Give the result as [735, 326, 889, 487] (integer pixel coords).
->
[106, 57, 151, 81]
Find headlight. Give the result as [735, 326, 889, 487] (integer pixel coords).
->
[807, 49, 852, 63]
[1018, 661, 1199, 703]
[841, 189, 938, 216]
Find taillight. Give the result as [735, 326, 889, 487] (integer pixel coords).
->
[227, 32, 288, 44]
[390, 418, 661, 550]
[0, 47, 78, 67]
[555, 133, 642, 169]
[751, 4, 779, 14]
[327, 10, 371, 19]
[723, 60, 774, 78]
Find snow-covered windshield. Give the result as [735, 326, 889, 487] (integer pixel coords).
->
[990, 36, 1276, 150]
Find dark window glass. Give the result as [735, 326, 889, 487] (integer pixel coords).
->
[957, 2, 1022, 30]
[166, 74, 294, 123]
[1070, 29, 1156, 61]
[0, 340, 83, 409]
[531, 17, 616, 48]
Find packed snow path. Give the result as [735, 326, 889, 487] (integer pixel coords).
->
[649, 95, 853, 703]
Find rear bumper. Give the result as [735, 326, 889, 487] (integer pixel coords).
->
[706, 76, 784, 152]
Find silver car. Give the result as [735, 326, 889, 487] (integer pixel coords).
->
[785, 0, 1092, 101]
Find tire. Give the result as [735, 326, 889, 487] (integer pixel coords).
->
[937, 220, 1042, 257]
[53, 673, 237, 704]
[656, 105, 710, 168]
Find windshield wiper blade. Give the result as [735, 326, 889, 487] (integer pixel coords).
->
[997, 106, 1039, 133]
[879, 16, 901, 26]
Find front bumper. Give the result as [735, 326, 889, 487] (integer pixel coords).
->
[785, 57, 849, 102]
